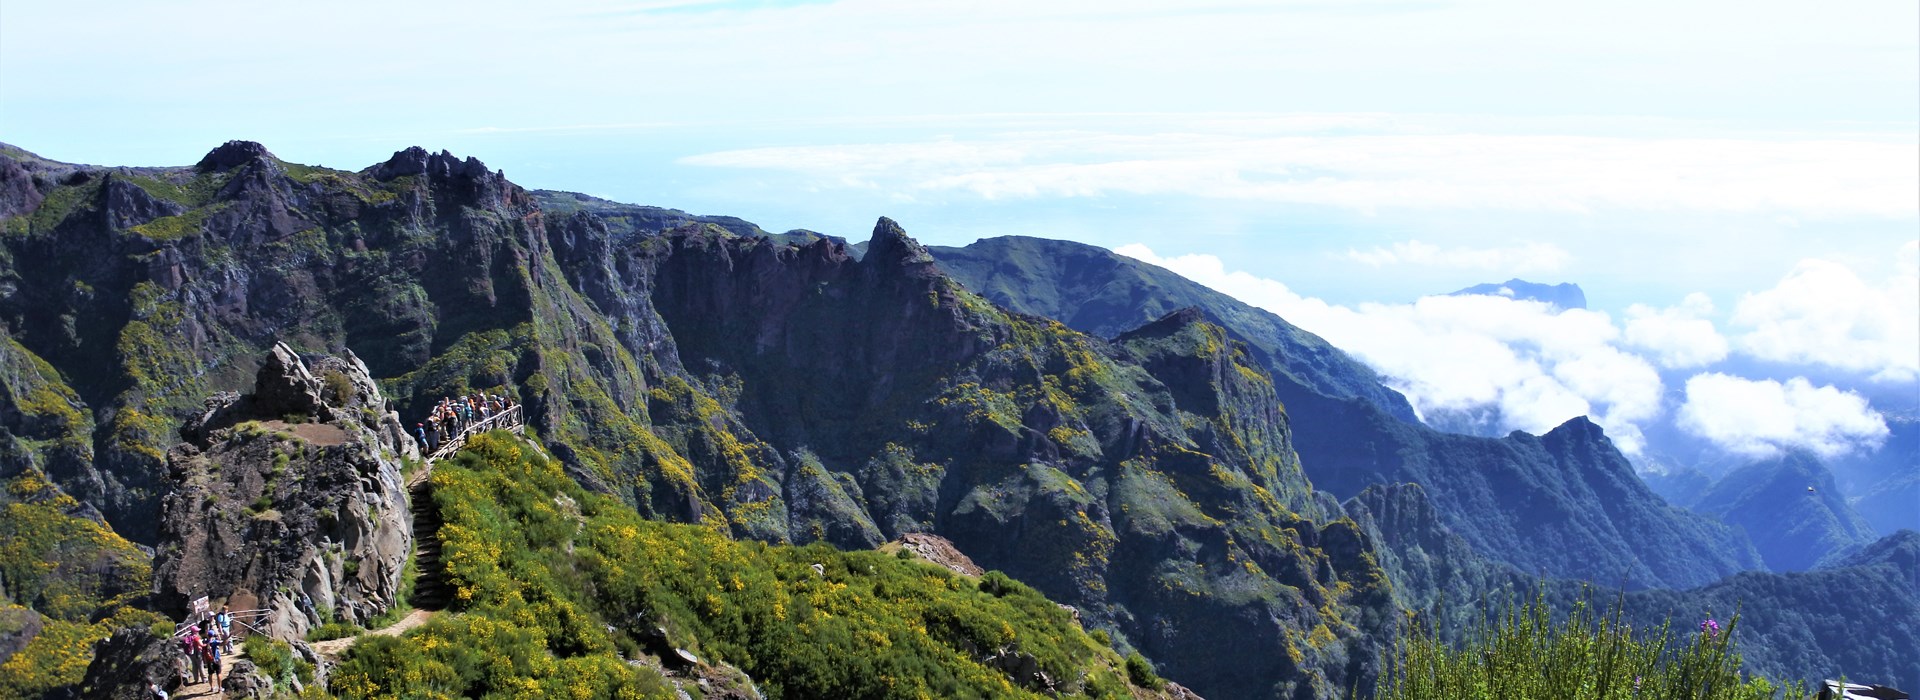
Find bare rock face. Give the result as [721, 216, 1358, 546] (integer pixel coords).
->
[153, 342, 418, 640]
[76, 627, 177, 700]
[894, 533, 984, 577]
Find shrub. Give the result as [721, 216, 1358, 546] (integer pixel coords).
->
[1376, 592, 1801, 700]
[321, 370, 355, 405]
[1125, 652, 1164, 690]
[306, 621, 364, 642]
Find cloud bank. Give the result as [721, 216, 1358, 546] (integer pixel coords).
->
[686, 127, 1919, 219]
[1677, 374, 1889, 458]
[1114, 244, 1908, 459]
[1729, 244, 1920, 382]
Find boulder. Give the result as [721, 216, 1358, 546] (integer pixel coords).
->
[222, 658, 273, 698]
[77, 627, 177, 700]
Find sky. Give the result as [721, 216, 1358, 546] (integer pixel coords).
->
[3, 0, 1916, 467]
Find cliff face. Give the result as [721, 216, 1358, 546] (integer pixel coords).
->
[928, 237, 1763, 590]
[572, 219, 1395, 698]
[152, 343, 415, 638]
[0, 142, 1395, 697]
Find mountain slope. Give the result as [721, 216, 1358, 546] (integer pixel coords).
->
[932, 236, 1762, 589]
[328, 432, 1194, 700]
[1689, 452, 1878, 572]
[927, 236, 1419, 423]
[0, 143, 1393, 698]
[1618, 529, 1920, 691]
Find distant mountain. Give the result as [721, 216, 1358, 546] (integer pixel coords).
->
[1857, 470, 1920, 536]
[1618, 530, 1920, 691]
[927, 236, 1421, 424]
[1346, 480, 1919, 691]
[1838, 414, 1920, 534]
[1690, 452, 1879, 572]
[534, 189, 841, 247]
[934, 236, 1762, 590]
[1448, 278, 1587, 309]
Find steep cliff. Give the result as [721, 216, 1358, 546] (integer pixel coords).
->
[153, 343, 416, 637]
[931, 236, 1763, 590]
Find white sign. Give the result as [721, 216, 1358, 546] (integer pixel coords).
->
[190, 596, 210, 617]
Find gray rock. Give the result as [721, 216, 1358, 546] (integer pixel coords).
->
[152, 343, 413, 641]
[0, 605, 43, 665]
[222, 658, 273, 698]
[77, 627, 177, 700]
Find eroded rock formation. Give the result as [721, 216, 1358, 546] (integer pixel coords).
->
[152, 342, 416, 639]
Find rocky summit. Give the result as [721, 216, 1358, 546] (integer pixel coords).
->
[0, 140, 1913, 698]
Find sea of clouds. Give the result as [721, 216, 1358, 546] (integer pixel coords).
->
[1115, 241, 1917, 462]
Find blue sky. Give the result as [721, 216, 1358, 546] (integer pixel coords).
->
[3, 0, 1916, 464]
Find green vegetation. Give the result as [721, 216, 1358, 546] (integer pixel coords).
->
[307, 620, 366, 643]
[1124, 652, 1164, 690]
[1377, 592, 1800, 700]
[330, 433, 1157, 699]
[126, 205, 212, 240]
[0, 473, 165, 697]
[243, 634, 317, 688]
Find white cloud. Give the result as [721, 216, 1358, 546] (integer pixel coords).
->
[1623, 293, 1730, 369]
[1729, 247, 1920, 382]
[1343, 240, 1571, 273]
[1110, 242, 1915, 459]
[1114, 243, 1663, 453]
[1676, 374, 1889, 458]
[685, 128, 1920, 219]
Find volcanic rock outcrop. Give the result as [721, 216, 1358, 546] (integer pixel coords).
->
[152, 342, 416, 638]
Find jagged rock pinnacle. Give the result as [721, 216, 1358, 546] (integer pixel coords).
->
[367, 146, 494, 182]
[863, 216, 935, 267]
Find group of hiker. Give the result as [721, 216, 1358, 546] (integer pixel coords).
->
[415, 391, 519, 453]
[168, 606, 236, 695]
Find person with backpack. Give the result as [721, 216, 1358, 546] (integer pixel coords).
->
[183, 630, 204, 685]
[204, 636, 222, 689]
[215, 606, 234, 652]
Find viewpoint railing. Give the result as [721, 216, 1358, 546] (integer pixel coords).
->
[426, 403, 523, 464]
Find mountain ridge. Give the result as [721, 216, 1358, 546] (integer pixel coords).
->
[0, 142, 1389, 698]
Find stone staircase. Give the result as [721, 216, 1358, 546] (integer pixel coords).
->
[407, 476, 450, 611]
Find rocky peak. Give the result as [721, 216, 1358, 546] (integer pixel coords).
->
[367, 145, 496, 182]
[252, 341, 327, 418]
[195, 140, 275, 172]
[861, 216, 936, 269]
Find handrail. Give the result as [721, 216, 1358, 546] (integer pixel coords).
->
[425, 404, 523, 464]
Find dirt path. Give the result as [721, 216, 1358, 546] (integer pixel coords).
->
[310, 608, 437, 658]
[170, 644, 243, 699]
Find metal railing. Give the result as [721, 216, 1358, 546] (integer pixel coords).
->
[425, 404, 523, 464]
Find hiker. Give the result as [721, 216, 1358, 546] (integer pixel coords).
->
[415, 423, 428, 450]
[215, 606, 233, 651]
[204, 635, 222, 688]
[183, 630, 205, 684]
